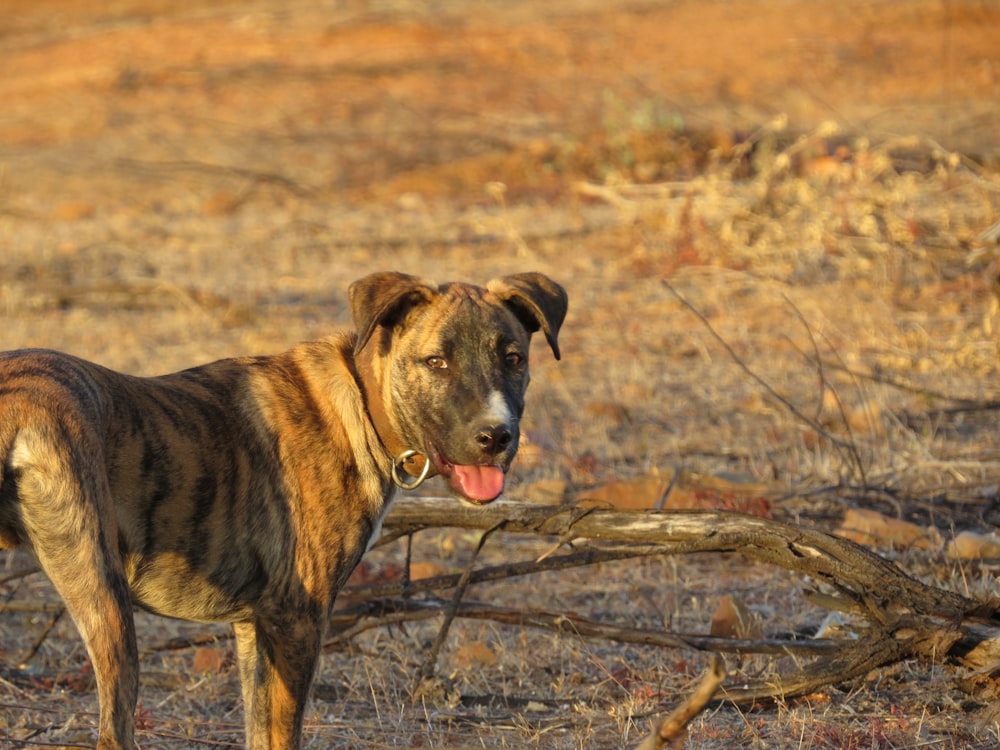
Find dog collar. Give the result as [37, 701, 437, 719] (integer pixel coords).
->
[391, 449, 431, 490]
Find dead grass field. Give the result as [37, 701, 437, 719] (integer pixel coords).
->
[2, 0, 1000, 747]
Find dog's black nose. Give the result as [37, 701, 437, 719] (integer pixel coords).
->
[475, 425, 513, 456]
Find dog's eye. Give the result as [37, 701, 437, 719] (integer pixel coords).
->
[426, 356, 448, 369]
[505, 352, 523, 367]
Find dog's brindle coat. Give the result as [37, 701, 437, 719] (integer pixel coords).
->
[0, 272, 567, 750]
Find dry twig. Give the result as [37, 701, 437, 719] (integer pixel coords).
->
[661, 279, 867, 482]
[415, 525, 497, 688]
[633, 655, 727, 750]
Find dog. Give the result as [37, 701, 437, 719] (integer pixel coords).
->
[0, 271, 567, 750]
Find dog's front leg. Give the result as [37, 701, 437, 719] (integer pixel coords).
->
[233, 621, 261, 745]
[234, 617, 323, 750]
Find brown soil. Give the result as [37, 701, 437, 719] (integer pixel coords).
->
[2, 1, 1000, 748]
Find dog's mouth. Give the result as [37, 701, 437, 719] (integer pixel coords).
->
[422, 444, 507, 504]
[438, 461, 506, 504]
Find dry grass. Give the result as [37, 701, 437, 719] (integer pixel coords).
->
[3, 0, 1000, 747]
[4, 135, 1000, 750]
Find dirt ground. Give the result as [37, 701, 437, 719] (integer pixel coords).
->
[2, 1, 1000, 748]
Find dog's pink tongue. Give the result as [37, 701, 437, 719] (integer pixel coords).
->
[451, 465, 505, 503]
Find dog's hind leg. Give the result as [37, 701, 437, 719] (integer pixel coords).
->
[11, 426, 139, 750]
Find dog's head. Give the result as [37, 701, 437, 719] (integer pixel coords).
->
[350, 272, 567, 504]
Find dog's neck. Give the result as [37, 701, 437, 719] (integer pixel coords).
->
[352, 339, 431, 480]
[353, 341, 404, 456]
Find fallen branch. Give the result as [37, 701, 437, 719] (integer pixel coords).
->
[381, 496, 1000, 702]
[385, 498, 970, 619]
[326, 597, 840, 657]
[0, 600, 64, 615]
[342, 546, 657, 600]
[633, 655, 727, 750]
[0, 567, 40, 586]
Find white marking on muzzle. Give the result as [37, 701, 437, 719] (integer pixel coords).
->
[484, 390, 514, 426]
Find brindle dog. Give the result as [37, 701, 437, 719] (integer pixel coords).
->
[0, 272, 567, 750]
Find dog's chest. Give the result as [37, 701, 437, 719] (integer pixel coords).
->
[365, 485, 400, 554]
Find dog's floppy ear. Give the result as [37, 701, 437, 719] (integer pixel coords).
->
[487, 273, 568, 360]
[349, 272, 438, 353]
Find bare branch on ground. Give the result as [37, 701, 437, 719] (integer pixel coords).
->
[632, 655, 727, 750]
[377, 496, 1000, 703]
[326, 597, 840, 657]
